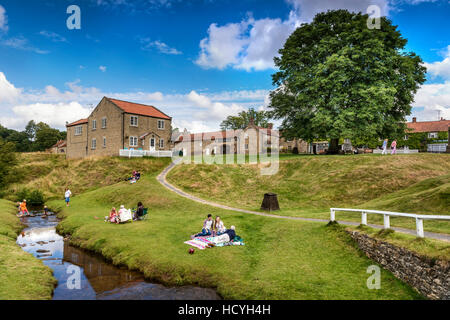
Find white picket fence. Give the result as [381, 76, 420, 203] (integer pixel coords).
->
[330, 208, 450, 238]
[119, 149, 173, 158]
[372, 148, 419, 154]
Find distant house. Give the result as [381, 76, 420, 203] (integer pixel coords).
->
[174, 121, 308, 156]
[48, 140, 67, 154]
[66, 97, 172, 159]
[405, 117, 450, 153]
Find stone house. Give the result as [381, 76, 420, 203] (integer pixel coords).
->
[66, 97, 172, 159]
[174, 121, 308, 156]
[47, 140, 67, 154]
[405, 117, 450, 153]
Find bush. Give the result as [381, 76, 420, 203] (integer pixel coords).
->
[28, 190, 45, 206]
[15, 188, 30, 202]
[15, 188, 45, 206]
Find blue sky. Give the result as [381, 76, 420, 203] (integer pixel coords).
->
[0, 0, 449, 132]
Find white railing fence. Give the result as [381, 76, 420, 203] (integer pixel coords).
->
[330, 208, 450, 238]
[119, 149, 173, 158]
[372, 148, 419, 154]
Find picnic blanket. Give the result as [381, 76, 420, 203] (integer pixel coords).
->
[184, 235, 245, 249]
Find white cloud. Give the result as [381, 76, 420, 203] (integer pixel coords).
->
[140, 38, 182, 55]
[1, 36, 49, 54]
[412, 81, 450, 120]
[0, 72, 21, 103]
[195, 0, 391, 71]
[39, 30, 68, 43]
[424, 45, 450, 79]
[1, 102, 91, 128]
[0, 72, 266, 132]
[99, 65, 107, 72]
[0, 5, 7, 32]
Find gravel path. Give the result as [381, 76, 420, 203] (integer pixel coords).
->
[157, 161, 450, 242]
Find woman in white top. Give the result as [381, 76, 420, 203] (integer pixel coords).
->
[213, 216, 226, 236]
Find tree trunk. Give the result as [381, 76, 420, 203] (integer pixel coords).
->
[328, 138, 340, 154]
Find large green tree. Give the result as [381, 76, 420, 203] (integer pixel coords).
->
[220, 108, 271, 130]
[0, 138, 17, 189]
[269, 10, 426, 153]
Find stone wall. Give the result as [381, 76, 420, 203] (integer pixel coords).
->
[347, 230, 449, 300]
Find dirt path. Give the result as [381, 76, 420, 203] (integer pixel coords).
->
[157, 161, 450, 242]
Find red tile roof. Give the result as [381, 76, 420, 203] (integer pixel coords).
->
[66, 119, 88, 127]
[107, 97, 171, 120]
[407, 119, 450, 133]
[52, 140, 67, 148]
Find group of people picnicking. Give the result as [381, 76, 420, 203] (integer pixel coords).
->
[381, 139, 397, 155]
[126, 170, 141, 184]
[190, 214, 241, 247]
[106, 202, 147, 224]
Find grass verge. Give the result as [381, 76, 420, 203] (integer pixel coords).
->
[0, 199, 56, 300]
[48, 160, 423, 299]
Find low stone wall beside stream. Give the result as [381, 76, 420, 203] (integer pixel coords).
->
[347, 230, 449, 300]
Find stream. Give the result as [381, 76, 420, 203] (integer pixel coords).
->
[16, 210, 220, 300]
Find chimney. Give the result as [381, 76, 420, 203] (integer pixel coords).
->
[267, 123, 273, 130]
[412, 117, 416, 123]
[441, 117, 444, 121]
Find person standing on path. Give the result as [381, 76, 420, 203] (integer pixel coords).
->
[65, 188, 72, 207]
[381, 139, 388, 155]
[391, 139, 397, 155]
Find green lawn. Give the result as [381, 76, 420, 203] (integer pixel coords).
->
[48, 159, 423, 299]
[167, 153, 450, 234]
[0, 199, 56, 300]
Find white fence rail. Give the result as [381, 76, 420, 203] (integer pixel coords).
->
[330, 208, 450, 238]
[119, 149, 173, 158]
[372, 148, 419, 154]
[427, 143, 448, 153]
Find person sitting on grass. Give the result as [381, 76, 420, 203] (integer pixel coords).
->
[213, 216, 226, 236]
[191, 214, 213, 238]
[134, 202, 145, 220]
[135, 171, 141, 180]
[207, 226, 236, 247]
[109, 207, 120, 224]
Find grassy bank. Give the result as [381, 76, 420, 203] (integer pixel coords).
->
[5, 153, 169, 201]
[167, 153, 450, 234]
[0, 199, 56, 300]
[48, 158, 423, 299]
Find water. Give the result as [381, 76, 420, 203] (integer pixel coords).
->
[16, 212, 220, 300]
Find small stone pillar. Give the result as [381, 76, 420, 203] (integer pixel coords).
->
[261, 193, 280, 211]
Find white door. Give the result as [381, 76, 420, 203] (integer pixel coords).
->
[150, 138, 156, 151]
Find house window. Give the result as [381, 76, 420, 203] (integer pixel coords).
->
[130, 116, 138, 127]
[103, 137, 106, 148]
[157, 120, 165, 129]
[428, 132, 438, 139]
[245, 144, 249, 150]
[404, 135, 408, 140]
[102, 117, 107, 128]
[129, 136, 138, 147]
[159, 138, 164, 148]
[74, 126, 83, 136]
[91, 138, 96, 150]
[92, 120, 97, 130]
